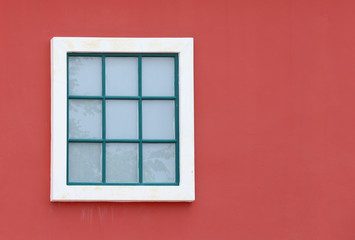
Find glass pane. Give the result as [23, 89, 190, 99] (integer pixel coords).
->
[106, 100, 138, 139]
[106, 57, 138, 96]
[69, 100, 102, 139]
[68, 143, 102, 183]
[143, 143, 175, 183]
[142, 57, 174, 96]
[68, 57, 102, 96]
[106, 143, 138, 183]
[143, 100, 175, 139]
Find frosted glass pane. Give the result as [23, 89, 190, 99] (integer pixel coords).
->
[143, 143, 175, 183]
[68, 143, 102, 182]
[69, 100, 102, 139]
[106, 143, 138, 183]
[106, 57, 138, 96]
[142, 57, 174, 96]
[68, 57, 102, 96]
[143, 100, 175, 139]
[106, 100, 138, 139]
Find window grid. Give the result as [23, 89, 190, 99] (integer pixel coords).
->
[66, 53, 179, 186]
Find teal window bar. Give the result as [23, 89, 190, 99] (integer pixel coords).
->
[67, 53, 179, 186]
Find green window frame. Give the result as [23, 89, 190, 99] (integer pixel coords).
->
[67, 53, 179, 186]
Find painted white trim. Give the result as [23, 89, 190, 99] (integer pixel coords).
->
[51, 37, 194, 201]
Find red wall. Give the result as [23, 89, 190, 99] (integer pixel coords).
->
[1, 0, 355, 239]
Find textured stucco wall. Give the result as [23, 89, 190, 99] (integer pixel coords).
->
[1, 0, 355, 239]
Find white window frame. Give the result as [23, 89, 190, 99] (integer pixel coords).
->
[51, 37, 194, 201]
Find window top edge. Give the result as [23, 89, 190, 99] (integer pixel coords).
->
[51, 37, 193, 40]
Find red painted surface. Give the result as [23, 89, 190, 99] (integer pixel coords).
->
[1, 0, 355, 239]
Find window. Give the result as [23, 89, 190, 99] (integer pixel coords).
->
[51, 37, 194, 201]
[67, 53, 179, 185]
